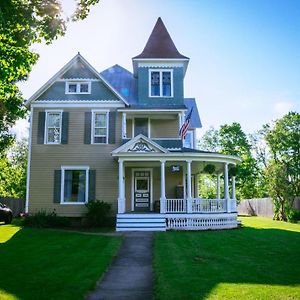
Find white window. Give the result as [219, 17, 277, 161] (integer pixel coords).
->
[45, 110, 62, 144]
[65, 82, 91, 94]
[149, 69, 173, 97]
[183, 130, 194, 149]
[61, 166, 89, 204]
[92, 110, 109, 144]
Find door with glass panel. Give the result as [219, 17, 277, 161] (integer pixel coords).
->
[134, 170, 151, 212]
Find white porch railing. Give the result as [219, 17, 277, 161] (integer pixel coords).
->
[165, 198, 228, 213]
[165, 198, 187, 213]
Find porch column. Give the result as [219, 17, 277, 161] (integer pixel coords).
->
[122, 113, 127, 139]
[232, 175, 237, 212]
[216, 174, 221, 199]
[118, 159, 125, 213]
[186, 160, 192, 213]
[224, 162, 230, 213]
[160, 160, 166, 213]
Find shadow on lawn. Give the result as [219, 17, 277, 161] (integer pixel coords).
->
[0, 227, 119, 300]
[155, 226, 300, 299]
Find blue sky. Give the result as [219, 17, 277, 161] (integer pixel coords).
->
[16, 0, 300, 138]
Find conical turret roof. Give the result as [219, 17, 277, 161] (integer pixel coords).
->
[133, 17, 188, 60]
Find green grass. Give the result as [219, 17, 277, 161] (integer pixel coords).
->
[154, 217, 300, 300]
[0, 223, 122, 300]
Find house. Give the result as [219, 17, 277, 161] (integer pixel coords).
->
[25, 18, 241, 231]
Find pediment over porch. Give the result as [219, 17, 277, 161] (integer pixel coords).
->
[112, 134, 169, 155]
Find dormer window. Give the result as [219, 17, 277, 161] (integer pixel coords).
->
[66, 82, 91, 94]
[149, 69, 173, 97]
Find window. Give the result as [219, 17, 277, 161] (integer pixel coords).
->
[66, 82, 91, 94]
[134, 118, 149, 137]
[149, 69, 173, 97]
[45, 111, 62, 144]
[183, 130, 194, 149]
[61, 167, 89, 204]
[92, 110, 109, 144]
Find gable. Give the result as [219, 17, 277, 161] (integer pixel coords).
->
[26, 53, 129, 106]
[112, 134, 168, 154]
[61, 60, 98, 79]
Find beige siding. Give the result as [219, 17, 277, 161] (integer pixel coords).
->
[29, 107, 122, 216]
[151, 119, 179, 138]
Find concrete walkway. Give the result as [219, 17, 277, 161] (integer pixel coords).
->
[86, 232, 153, 300]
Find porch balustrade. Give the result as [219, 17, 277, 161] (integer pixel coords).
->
[165, 198, 229, 213]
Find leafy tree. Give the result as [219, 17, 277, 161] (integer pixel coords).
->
[0, 0, 100, 154]
[0, 138, 28, 198]
[199, 123, 262, 199]
[264, 112, 300, 221]
[198, 126, 220, 152]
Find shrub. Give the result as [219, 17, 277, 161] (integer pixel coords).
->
[85, 200, 111, 227]
[287, 209, 300, 223]
[22, 210, 70, 228]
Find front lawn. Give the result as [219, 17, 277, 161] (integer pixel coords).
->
[154, 217, 300, 300]
[0, 223, 121, 300]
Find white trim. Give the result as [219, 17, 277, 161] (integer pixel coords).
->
[133, 58, 189, 62]
[148, 69, 174, 98]
[31, 102, 124, 108]
[91, 109, 109, 145]
[44, 110, 63, 145]
[112, 152, 241, 164]
[112, 134, 168, 154]
[118, 109, 187, 113]
[131, 168, 153, 212]
[60, 166, 89, 205]
[57, 78, 100, 82]
[139, 62, 185, 68]
[25, 107, 33, 213]
[65, 81, 91, 94]
[152, 138, 181, 140]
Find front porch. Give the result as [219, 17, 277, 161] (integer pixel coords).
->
[112, 135, 241, 231]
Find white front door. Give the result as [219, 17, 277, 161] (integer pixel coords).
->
[133, 170, 151, 212]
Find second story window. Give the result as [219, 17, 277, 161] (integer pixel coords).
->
[92, 111, 108, 144]
[183, 130, 194, 149]
[45, 111, 62, 144]
[149, 69, 173, 97]
[66, 82, 91, 94]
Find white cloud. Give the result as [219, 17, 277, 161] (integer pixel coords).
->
[10, 118, 29, 141]
[274, 101, 293, 116]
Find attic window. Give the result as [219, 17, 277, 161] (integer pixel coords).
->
[149, 69, 173, 97]
[66, 82, 91, 94]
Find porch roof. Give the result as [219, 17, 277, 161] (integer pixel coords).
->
[112, 135, 241, 165]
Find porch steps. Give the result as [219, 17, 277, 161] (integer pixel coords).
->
[116, 213, 166, 232]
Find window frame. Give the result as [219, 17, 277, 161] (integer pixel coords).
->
[183, 130, 194, 149]
[91, 109, 109, 144]
[148, 69, 173, 98]
[44, 110, 63, 145]
[65, 81, 91, 94]
[60, 166, 89, 205]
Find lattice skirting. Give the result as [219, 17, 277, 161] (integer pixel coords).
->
[166, 213, 238, 230]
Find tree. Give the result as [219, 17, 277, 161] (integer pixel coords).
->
[0, 0, 100, 154]
[198, 126, 220, 152]
[264, 112, 300, 221]
[198, 123, 261, 199]
[0, 138, 28, 199]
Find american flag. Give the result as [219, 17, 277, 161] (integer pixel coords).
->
[179, 107, 193, 140]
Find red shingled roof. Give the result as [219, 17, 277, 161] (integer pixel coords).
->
[133, 17, 189, 60]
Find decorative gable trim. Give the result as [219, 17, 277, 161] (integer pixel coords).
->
[26, 53, 129, 107]
[112, 134, 169, 155]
